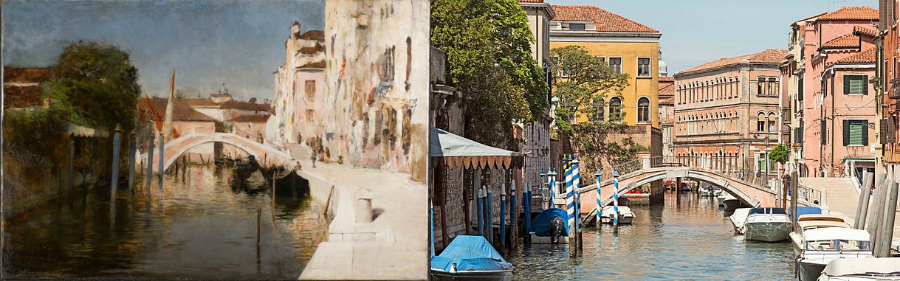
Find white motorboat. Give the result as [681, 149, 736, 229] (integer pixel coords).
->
[742, 208, 791, 242]
[797, 228, 872, 281]
[789, 220, 851, 255]
[818, 257, 900, 280]
[699, 184, 716, 197]
[717, 193, 727, 206]
[600, 206, 635, 225]
[722, 194, 742, 211]
[729, 208, 752, 234]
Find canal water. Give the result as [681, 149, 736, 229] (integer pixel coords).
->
[2, 165, 328, 279]
[508, 192, 795, 280]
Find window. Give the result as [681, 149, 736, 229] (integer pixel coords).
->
[844, 75, 868, 95]
[769, 78, 778, 96]
[305, 80, 316, 99]
[569, 23, 585, 31]
[822, 120, 828, 145]
[757, 113, 766, 132]
[843, 120, 869, 146]
[798, 77, 804, 101]
[595, 98, 605, 122]
[768, 113, 777, 132]
[608, 57, 622, 75]
[757, 77, 766, 96]
[637, 58, 651, 77]
[637, 97, 650, 124]
[608, 97, 623, 122]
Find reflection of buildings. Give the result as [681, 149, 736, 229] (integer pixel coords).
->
[267, 22, 326, 145]
[782, 7, 878, 179]
[673, 49, 786, 182]
[138, 97, 217, 162]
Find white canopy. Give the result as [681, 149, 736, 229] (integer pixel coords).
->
[64, 123, 109, 138]
[803, 227, 870, 241]
[429, 127, 522, 169]
[822, 257, 900, 276]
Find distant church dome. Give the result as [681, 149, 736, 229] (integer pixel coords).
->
[658, 48, 668, 77]
[219, 83, 229, 95]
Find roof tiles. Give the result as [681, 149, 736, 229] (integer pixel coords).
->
[677, 49, 788, 77]
[821, 33, 860, 49]
[551, 5, 658, 33]
[817, 6, 878, 21]
[853, 26, 878, 37]
[831, 47, 877, 65]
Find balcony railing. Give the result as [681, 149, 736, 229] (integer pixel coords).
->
[889, 77, 900, 99]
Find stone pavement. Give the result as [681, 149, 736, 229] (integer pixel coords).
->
[287, 144, 428, 280]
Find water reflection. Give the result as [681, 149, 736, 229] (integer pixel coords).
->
[3, 166, 327, 279]
[509, 192, 794, 280]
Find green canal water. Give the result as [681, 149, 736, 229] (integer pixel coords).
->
[2, 166, 328, 279]
[508, 192, 795, 280]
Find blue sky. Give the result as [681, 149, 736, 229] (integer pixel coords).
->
[550, 0, 878, 75]
[3, 0, 324, 100]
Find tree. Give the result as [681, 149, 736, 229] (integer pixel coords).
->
[45, 41, 142, 134]
[431, 0, 548, 146]
[769, 143, 790, 164]
[550, 45, 629, 134]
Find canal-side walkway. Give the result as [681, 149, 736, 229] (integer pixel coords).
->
[806, 177, 900, 253]
[287, 144, 427, 280]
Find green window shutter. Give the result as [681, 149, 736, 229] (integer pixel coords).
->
[861, 121, 868, 144]
[798, 78, 804, 101]
[863, 75, 869, 95]
[844, 75, 851, 95]
[849, 122, 863, 145]
[842, 119, 850, 146]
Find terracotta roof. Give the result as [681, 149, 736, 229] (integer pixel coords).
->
[228, 114, 270, 123]
[853, 26, 878, 37]
[181, 98, 219, 107]
[210, 93, 233, 99]
[677, 49, 788, 77]
[821, 33, 860, 49]
[658, 76, 674, 82]
[831, 47, 877, 65]
[658, 83, 674, 97]
[659, 96, 674, 106]
[299, 30, 324, 40]
[551, 5, 658, 33]
[298, 43, 325, 54]
[300, 60, 326, 69]
[817, 6, 878, 21]
[3, 67, 53, 83]
[218, 100, 271, 111]
[137, 97, 216, 122]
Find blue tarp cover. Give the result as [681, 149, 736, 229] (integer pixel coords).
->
[749, 208, 787, 215]
[789, 206, 822, 216]
[531, 208, 569, 237]
[431, 235, 512, 272]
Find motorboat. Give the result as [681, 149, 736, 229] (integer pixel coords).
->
[796, 228, 872, 281]
[530, 208, 568, 244]
[788, 206, 822, 218]
[796, 214, 847, 224]
[431, 235, 513, 281]
[789, 220, 852, 256]
[717, 193, 727, 206]
[729, 208, 752, 234]
[600, 205, 635, 225]
[818, 257, 900, 280]
[722, 194, 742, 211]
[699, 184, 715, 197]
[743, 208, 791, 242]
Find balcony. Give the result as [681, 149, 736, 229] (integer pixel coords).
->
[890, 77, 900, 99]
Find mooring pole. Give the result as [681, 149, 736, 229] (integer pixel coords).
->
[158, 133, 165, 185]
[127, 133, 136, 197]
[854, 171, 874, 229]
[548, 170, 556, 210]
[595, 171, 602, 227]
[69, 140, 75, 190]
[487, 188, 493, 245]
[477, 187, 484, 237]
[613, 168, 621, 227]
[790, 170, 799, 232]
[110, 127, 122, 203]
[510, 181, 518, 248]
[146, 134, 155, 195]
[500, 188, 506, 251]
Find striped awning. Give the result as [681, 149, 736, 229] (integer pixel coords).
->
[842, 157, 875, 163]
[430, 127, 523, 169]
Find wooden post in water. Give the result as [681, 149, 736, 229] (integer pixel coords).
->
[878, 181, 899, 257]
[790, 170, 798, 232]
[110, 128, 122, 204]
[510, 181, 517, 249]
[157, 134, 165, 185]
[146, 135, 155, 195]
[257, 208, 262, 249]
[869, 179, 889, 247]
[499, 188, 506, 252]
[272, 170, 277, 225]
[487, 188, 493, 245]
[477, 187, 484, 237]
[69, 140, 75, 190]
[127, 133, 136, 197]
[854, 171, 874, 229]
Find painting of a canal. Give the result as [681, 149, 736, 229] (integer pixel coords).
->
[1, 0, 430, 279]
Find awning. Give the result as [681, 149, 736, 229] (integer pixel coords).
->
[842, 157, 876, 163]
[64, 123, 109, 138]
[430, 127, 523, 169]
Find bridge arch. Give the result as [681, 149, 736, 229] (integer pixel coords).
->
[143, 133, 294, 172]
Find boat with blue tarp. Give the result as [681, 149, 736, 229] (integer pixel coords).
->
[530, 208, 568, 244]
[431, 235, 513, 281]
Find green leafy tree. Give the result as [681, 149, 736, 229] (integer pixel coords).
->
[431, 0, 548, 146]
[769, 143, 790, 164]
[45, 41, 141, 134]
[551, 45, 629, 134]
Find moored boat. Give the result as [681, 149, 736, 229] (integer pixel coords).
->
[789, 220, 852, 256]
[722, 194, 742, 211]
[818, 257, 900, 280]
[729, 208, 752, 234]
[530, 208, 568, 244]
[797, 228, 872, 281]
[431, 235, 513, 281]
[743, 208, 791, 242]
[600, 206, 635, 225]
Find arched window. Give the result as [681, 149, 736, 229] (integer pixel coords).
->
[637, 97, 650, 124]
[595, 98, 606, 122]
[768, 112, 777, 132]
[609, 97, 623, 122]
[757, 112, 766, 132]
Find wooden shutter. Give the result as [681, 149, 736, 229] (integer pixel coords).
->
[843, 119, 850, 146]
[861, 121, 868, 144]
[863, 75, 869, 95]
[822, 120, 828, 145]
[798, 78, 804, 101]
[844, 75, 851, 95]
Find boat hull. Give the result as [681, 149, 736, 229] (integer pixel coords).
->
[798, 260, 826, 281]
[723, 199, 742, 211]
[744, 221, 791, 242]
[431, 269, 513, 281]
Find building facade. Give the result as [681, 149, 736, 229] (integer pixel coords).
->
[266, 22, 326, 146]
[880, 1, 900, 180]
[674, 49, 787, 183]
[659, 75, 675, 159]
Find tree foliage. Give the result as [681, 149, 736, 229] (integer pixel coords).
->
[45, 41, 141, 134]
[769, 143, 790, 164]
[550, 45, 629, 134]
[431, 0, 549, 146]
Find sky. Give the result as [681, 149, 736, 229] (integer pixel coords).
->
[3, 0, 324, 101]
[550, 0, 878, 75]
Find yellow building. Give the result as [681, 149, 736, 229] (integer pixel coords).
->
[549, 5, 662, 128]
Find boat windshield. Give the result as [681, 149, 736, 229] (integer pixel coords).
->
[806, 239, 870, 251]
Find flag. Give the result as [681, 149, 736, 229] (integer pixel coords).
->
[162, 69, 176, 141]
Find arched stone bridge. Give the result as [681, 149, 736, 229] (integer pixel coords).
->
[577, 166, 777, 213]
[143, 132, 294, 172]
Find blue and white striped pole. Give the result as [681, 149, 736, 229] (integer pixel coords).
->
[547, 170, 556, 209]
[595, 171, 602, 226]
[613, 168, 621, 226]
[565, 156, 575, 235]
[573, 157, 580, 231]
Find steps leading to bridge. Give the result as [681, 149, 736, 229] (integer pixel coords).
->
[799, 177, 858, 223]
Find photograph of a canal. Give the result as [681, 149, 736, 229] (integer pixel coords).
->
[2, 0, 430, 279]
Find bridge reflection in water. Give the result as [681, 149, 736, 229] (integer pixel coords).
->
[2, 165, 327, 279]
